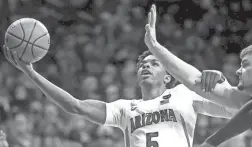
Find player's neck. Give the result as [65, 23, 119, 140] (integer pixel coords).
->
[141, 84, 166, 101]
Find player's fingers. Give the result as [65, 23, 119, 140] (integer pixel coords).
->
[3, 45, 10, 60]
[2, 46, 9, 60]
[208, 73, 216, 93]
[148, 12, 151, 25]
[152, 4, 157, 27]
[201, 72, 206, 92]
[150, 6, 155, 28]
[6, 48, 17, 66]
[12, 51, 21, 65]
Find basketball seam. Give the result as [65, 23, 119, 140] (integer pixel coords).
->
[7, 32, 48, 50]
[8, 21, 25, 50]
[20, 21, 37, 61]
[31, 33, 48, 59]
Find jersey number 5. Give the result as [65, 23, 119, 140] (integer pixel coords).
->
[146, 132, 159, 147]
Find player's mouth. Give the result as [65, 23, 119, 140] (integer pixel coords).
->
[141, 70, 152, 77]
[238, 76, 243, 84]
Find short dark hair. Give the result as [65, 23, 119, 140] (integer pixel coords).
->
[136, 51, 178, 88]
[240, 45, 252, 59]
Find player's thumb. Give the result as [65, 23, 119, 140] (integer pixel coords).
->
[145, 24, 151, 32]
[195, 77, 201, 83]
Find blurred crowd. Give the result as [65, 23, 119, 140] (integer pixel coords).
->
[0, 0, 252, 147]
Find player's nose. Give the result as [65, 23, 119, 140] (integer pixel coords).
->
[236, 67, 242, 76]
[142, 62, 150, 69]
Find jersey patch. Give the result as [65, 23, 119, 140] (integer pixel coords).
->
[160, 94, 171, 105]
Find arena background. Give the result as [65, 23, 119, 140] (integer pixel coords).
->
[0, 0, 252, 147]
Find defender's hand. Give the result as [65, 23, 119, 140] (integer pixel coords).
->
[195, 70, 225, 94]
[145, 4, 157, 48]
[2, 45, 33, 74]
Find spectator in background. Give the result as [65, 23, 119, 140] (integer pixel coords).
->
[0, 130, 8, 147]
[6, 113, 31, 147]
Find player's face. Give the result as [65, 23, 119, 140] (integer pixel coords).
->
[137, 55, 167, 86]
[236, 54, 252, 93]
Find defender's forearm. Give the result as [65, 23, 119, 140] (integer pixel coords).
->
[206, 100, 252, 146]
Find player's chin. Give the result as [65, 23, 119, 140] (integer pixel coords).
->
[139, 76, 152, 84]
[237, 83, 244, 91]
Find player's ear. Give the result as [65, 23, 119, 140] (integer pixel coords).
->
[164, 75, 171, 84]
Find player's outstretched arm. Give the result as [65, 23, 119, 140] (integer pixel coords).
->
[144, 5, 250, 109]
[2, 46, 106, 125]
[202, 100, 252, 147]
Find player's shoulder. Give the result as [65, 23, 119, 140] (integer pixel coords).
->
[108, 99, 138, 109]
[170, 84, 196, 101]
[171, 84, 192, 93]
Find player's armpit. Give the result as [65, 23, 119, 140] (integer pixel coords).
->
[103, 100, 128, 130]
[75, 99, 106, 125]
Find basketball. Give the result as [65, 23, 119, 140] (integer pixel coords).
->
[5, 18, 50, 63]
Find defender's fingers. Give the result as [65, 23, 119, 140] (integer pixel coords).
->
[210, 74, 218, 92]
[206, 73, 214, 93]
[201, 72, 206, 92]
[205, 72, 212, 93]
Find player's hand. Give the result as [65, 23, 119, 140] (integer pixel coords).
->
[199, 142, 215, 147]
[145, 4, 157, 49]
[195, 70, 225, 94]
[2, 45, 33, 73]
[0, 130, 9, 147]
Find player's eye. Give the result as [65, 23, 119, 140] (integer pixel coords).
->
[152, 62, 159, 66]
[242, 63, 249, 68]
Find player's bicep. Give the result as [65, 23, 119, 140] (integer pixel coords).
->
[76, 99, 107, 125]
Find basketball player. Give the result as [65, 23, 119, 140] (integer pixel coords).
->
[198, 52, 252, 147]
[2, 6, 246, 147]
[145, 4, 251, 109]
[145, 4, 252, 147]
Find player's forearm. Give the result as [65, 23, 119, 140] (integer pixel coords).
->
[149, 42, 201, 90]
[25, 69, 81, 114]
[205, 100, 252, 146]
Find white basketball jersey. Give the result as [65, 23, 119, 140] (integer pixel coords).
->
[104, 84, 236, 147]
